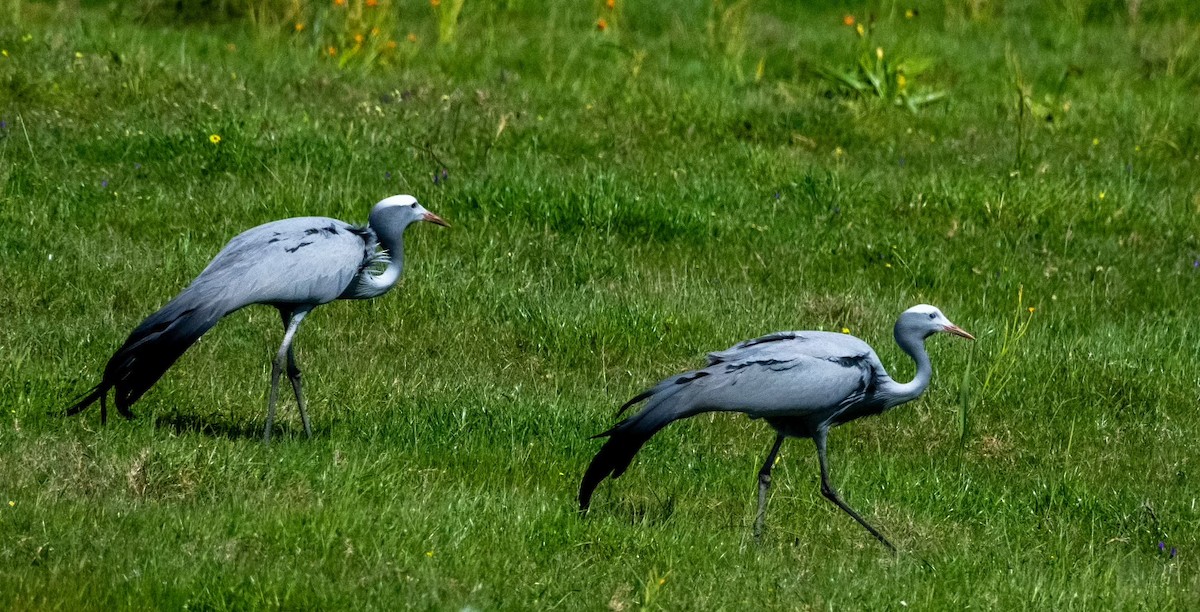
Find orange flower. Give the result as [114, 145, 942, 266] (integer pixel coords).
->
[430, 0, 440, 6]
[354, 33, 364, 44]
[605, 0, 615, 8]
[596, 18, 608, 31]
[327, 46, 338, 56]
[843, 14, 855, 26]
[366, 0, 378, 6]
[334, 0, 345, 5]
[388, 40, 400, 49]
[406, 33, 417, 43]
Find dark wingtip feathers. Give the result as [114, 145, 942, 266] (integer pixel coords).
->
[579, 433, 642, 511]
[63, 383, 106, 417]
[582, 371, 705, 511]
[62, 292, 224, 426]
[61, 382, 134, 424]
[616, 388, 654, 417]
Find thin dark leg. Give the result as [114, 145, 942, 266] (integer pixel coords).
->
[100, 392, 108, 425]
[814, 429, 896, 553]
[754, 433, 786, 538]
[265, 309, 309, 444]
[279, 309, 312, 439]
[286, 343, 311, 439]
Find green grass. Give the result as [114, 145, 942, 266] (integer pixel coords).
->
[2, 0, 1198, 608]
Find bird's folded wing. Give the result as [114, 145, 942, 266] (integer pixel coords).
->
[695, 353, 874, 418]
[189, 217, 372, 309]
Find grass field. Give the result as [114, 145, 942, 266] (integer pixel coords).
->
[2, 0, 1198, 608]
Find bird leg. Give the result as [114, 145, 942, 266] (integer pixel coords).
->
[286, 342, 312, 439]
[265, 309, 309, 444]
[279, 308, 313, 439]
[754, 434, 786, 538]
[814, 429, 897, 553]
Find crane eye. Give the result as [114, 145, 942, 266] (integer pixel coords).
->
[928, 313, 936, 319]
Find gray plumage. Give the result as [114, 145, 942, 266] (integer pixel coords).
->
[65, 194, 448, 442]
[579, 304, 974, 551]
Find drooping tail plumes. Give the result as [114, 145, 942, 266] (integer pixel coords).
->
[578, 370, 710, 511]
[64, 289, 228, 422]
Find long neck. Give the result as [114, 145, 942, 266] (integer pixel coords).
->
[347, 228, 405, 299]
[882, 327, 933, 408]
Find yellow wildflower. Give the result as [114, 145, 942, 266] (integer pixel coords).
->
[328, 46, 338, 56]
[841, 327, 851, 334]
[294, 22, 305, 32]
[208, 134, 221, 145]
[855, 23, 865, 37]
[1027, 307, 1035, 314]
[406, 33, 417, 43]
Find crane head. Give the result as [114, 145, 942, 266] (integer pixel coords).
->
[370, 194, 450, 231]
[899, 304, 975, 341]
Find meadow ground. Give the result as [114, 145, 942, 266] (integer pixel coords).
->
[1, 0, 1198, 608]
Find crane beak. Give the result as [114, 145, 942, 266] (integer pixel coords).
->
[942, 324, 975, 341]
[423, 212, 451, 228]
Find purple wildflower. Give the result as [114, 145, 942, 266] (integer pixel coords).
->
[385, 171, 392, 180]
[1192, 259, 1198, 268]
[101, 179, 108, 189]
[134, 163, 142, 170]
[773, 192, 781, 200]
[1159, 541, 1166, 552]
[898, 156, 907, 167]
[1170, 547, 1177, 558]
[0, 120, 6, 130]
